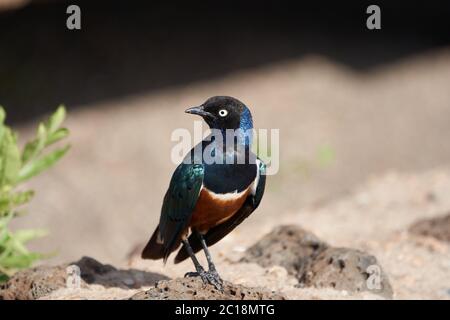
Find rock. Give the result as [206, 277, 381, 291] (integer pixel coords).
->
[302, 248, 393, 299]
[0, 256, 168, 300]
[240, 225, 328, 278]
[0, 265, 67, 300]
[409, 213, 450, 242]
[129, 276, 285, 300]
[241, 225, 393, 298]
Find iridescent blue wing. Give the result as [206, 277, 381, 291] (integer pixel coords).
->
[142, 163, 204, 262]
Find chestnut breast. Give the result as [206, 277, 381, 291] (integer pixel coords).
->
[190, 186, 251, 233]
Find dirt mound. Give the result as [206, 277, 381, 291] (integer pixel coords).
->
[409, 213, 450, 242]
[0, 265, 67, 300]
[130, 277, 285, 300]
[302, 248, 392, 298]
[240, 225, 328, 277]
[241, 225, 393, 298]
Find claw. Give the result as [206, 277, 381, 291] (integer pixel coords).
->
[208, 269, 223, 285]
[201, 270, 224, 291]
[184, 271, 201, 278]
[184, 270, 224, 291]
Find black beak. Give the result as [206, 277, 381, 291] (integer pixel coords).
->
[185, 106, 214, 119]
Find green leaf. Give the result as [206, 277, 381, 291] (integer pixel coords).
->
[0, 252, 42, 269]
[0, 107, 6, 144]
[0, 128, 22, 186]
[0, 273, 9, 283]
[0, 211, 14, 228]
[0, 190, 34, 216]
[11, 190, 35, 207]
[46, 128, 69, 146]
[0, 107, 5, 125]
[0, 196, 11, 215]
[13, 229, 47, 244]
[0, 105, 69, 278]
[21, 123, 47, 164]
[8, 234, 29, 255]
[46, 105, 66, 134]
[0, 227, 9, 243]
[17, 145, 70, 183]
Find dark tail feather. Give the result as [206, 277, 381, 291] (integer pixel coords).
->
[141, 226, 184, 263]
[141, 226, 166, 260]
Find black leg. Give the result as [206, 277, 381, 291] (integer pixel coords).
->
[195, 231, 223, 286]
[182, 238, 223, 291]
[196, 231, 217, 272]
[182, 239, 204, 274]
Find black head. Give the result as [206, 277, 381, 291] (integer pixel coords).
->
[185, 96, 253, 130]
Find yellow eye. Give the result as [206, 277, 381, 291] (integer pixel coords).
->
[218, 109, 228, 117]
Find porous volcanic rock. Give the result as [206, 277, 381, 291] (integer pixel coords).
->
[302, 248, 393, 298]
[240, 225, 328, 277]
[241, 225, 393, 298]
[129, 276, 286, 300]
[0, 265, 68, 300]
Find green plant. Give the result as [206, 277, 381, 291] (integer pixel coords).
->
[0, 106, 70, 282]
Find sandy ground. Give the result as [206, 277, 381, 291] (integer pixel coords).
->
[14, 168, 447, 300]
[127, 169, 450, 300]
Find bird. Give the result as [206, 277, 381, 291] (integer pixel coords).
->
[141, 96, 266, 290]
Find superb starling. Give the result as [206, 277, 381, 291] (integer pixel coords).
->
[141, 96, 266, 290]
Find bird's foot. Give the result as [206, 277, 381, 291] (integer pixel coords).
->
[184, 269, 223, 291]
[208, 268, 223, 285]
[200, 270, 224, 291]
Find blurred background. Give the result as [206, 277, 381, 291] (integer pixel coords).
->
[1, 0, 450, 265]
